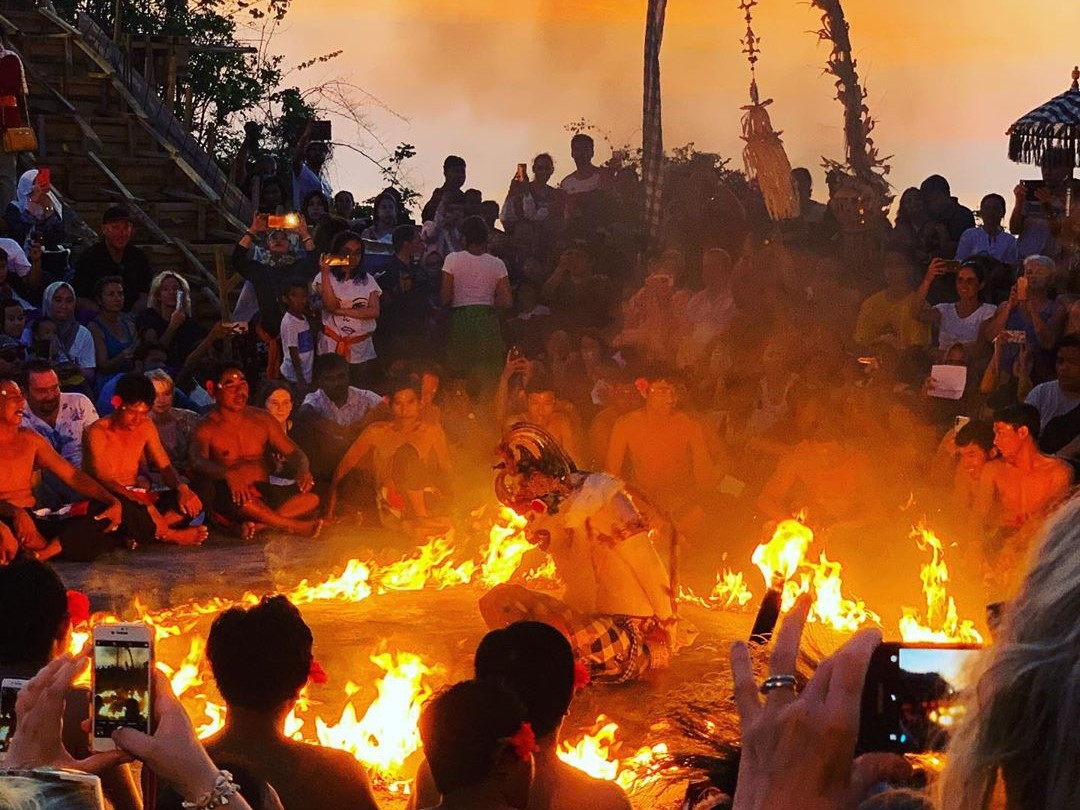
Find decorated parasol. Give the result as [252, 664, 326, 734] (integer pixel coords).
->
[1007, 66, 1080, 168]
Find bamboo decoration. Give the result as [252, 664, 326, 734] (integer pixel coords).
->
[738, 0, 800, 221]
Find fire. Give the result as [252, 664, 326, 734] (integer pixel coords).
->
[315, 652, 441, 785]
[289, 559, 373, 605]
[196, 701, 226, 739]
[677, 569, 754, 611]
[752, 518, 814, 586]
[378, 535, 476, 592]
[478, 506, 532, 587]
[753, 517, 879, 632]
[899, 525, 983, 644]
[557, 715, 669, 793]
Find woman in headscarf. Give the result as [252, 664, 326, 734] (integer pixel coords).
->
[38, 280, 96, 386]
[3, 168, 64, 252]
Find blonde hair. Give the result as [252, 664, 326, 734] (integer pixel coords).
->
[146, 368, 174, 395]
[148, 271, 192, 316]
[938, 495, 1080, 810]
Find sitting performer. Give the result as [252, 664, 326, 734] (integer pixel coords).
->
[326, 379, 452, 532]
[480, 423, 678, 683]
[83, 373, 208, 547]
[0, 377, 122, 561]
[189, 362, 320, 540]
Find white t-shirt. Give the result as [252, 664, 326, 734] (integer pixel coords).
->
[312, 272, 380, 363]
[279, 311, 314, 384]
[559, 171, 603, 195]
[23, 392, 98, 467]
[933, 302, 996, 351]
[1025, 381, 1080, 429]
[301, 386, 382, 427]
[442, 251, 507, 308]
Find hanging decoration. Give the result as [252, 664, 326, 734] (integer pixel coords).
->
[737, 0, 799, 221]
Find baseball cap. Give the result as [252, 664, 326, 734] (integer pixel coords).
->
[102, 205, 135, 225]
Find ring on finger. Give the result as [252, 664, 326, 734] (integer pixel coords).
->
[760, 674, 798, 695]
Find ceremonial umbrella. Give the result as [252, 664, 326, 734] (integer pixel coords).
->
[1007, 66, 1080, 167]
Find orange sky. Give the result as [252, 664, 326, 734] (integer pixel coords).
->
[267, 0, 1080, 212]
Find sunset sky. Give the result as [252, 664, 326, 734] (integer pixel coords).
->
[269, 0, 1080, 213]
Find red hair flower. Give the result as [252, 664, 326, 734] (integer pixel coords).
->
[308, 658, 328, 684]
[110, 395, 122, 410]
[505, 722, 536, 762]
[529, 498, 547, 514]
[66, 590, 91, 626]
[572, 661, 591, 691]
[634, 377, 650, 398]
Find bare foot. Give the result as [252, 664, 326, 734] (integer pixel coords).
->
[159, 525, 209, 546]
[32, 538, 63, 562]
[240, 521, 266, 542]
[310, 519, 324, 539]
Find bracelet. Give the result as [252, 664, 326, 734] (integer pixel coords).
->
[181, 770, 239, 810]
[242, 231, 255, 240]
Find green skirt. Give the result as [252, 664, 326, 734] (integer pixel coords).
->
[447, 305, 504, 378]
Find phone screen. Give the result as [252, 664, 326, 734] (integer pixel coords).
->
[93, 638, 152, 739]
[36, 168, 50, 187]
[858, 644, 982, 754]
[0, 680, 25, 752]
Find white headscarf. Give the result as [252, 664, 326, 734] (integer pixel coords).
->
[15, 169, 62, 219]
[0, 237, 32, 277]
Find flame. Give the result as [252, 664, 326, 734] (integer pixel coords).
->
[196, 701, 226, 739]
[289, 559, 373, 604]
[478, 506, 532, 587]
[524, 554, 559, 585]
[378, 535, 475, 592]
[753, 517, 878, 632]
[752, 518, 814, 586]
[677, 569, 754, 611]
[315, 652, 441, 784]
[899, 525, 983, 644]
[157, 637, 206, 698]
[557, 715, 669, 793]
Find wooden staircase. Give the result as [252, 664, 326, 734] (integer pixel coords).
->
[0, 4, 254, 302]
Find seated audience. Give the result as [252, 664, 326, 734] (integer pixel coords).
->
[360, 191, 399, 243]
[1, 298, 26, 343]
[72, 205, 151, 314]
[87, 276, 137, 383]
[189, 362, 319, 539]
[417, 679, 532, 810]
[4, 169, 65, 254]
[39, 280, 96, 387]
[83, 373, 207, 547]
[1024, 334, 1080, 456]
[853, 252, 931, 350]
[540, 243, 614, 330]
[0, 376, 121, 560]
[410, 622, 630, 810]
[197, 595, 380, 810]
[0, 558, 140, 810]
[911, 259, 996, 359]
[22, 359, 98, 507]
[328, 379, 452, 530]
[147, 367, 201, 474]
[137, 271, 207, 374]
[0, 333, 25, 379]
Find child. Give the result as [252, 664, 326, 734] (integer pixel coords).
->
[29, 315, 60, 361]
[1, 299, 25, 342]
[279, 279, 314, 388]
[418, 680, 533, 810]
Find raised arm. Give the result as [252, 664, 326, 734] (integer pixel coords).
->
[910, 259, 948, 325]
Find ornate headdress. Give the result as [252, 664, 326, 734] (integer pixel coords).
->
[494, 423, 578, 513]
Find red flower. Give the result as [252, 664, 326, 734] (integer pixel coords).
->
[572, 661, 591, 691]
[308, 658, 328, 684]
[506, 722, 536, 761]
[66, 590, 91, 626]
[110, 395, 122, 410]
[634, 377, 650, 398]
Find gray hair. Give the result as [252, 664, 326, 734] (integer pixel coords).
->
[1022, 254, 1056, 274]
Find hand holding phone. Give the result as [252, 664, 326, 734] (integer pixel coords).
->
[0, 677, 28, 754]
[92, 623, 153, 751]
[36, 168, 51, 188]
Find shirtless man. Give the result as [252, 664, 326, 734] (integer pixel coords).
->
[327, 380, 451, 531]
[972, 405, 1072, 601]
[605, 373, 712, 518]
[497, 361, 582, 463]
[83, 373, 207, 547]
[189, 363, 319, 539]
[0, 378, 122, 561]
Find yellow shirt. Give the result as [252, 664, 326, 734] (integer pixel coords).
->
[853, 290, 931, 349]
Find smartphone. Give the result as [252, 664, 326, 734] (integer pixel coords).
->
[938, 260, 961, 274]
[0, 677, 28, 754]
[514, 163, 528, 183]
[858, 642, 982, 754]
[222, 321, 249, 335]
[36, 167, 50, 187]
[268, 213, 300, 230]
[954, 415, 971, 432]
[311, 119, 332, 141]
[91, 623, 153, 752]
[174, 288, 185, 313]
[324, 255, 351, 267]
[1016, 276, 1029, 301]
[1020, 179, 1045, 199]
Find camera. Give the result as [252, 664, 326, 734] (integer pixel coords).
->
[267, 213, 300, 230]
